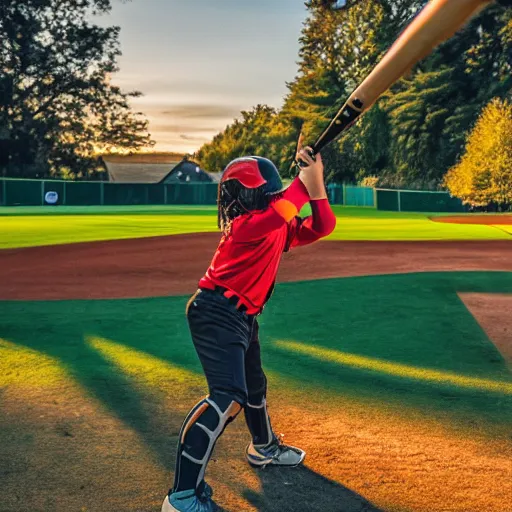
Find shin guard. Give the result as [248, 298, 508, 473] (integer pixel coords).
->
[172, 393, 242, 493]
[244, 397, 275, 447]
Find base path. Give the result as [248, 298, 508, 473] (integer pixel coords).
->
[1, 234, 511, 300]
[459, 293, 512, 363]
[432, 215, 512, 225]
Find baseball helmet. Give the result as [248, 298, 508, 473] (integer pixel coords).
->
[220, 157, 284, 196]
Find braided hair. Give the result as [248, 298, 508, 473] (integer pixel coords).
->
[217, 179, 269, 234]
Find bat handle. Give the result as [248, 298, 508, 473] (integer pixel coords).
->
[296, 147, 317, 168]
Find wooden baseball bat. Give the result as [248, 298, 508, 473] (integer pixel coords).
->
[299, 0, 496, 162]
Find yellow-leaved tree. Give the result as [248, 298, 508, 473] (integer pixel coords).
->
[444, 98, 512, 210]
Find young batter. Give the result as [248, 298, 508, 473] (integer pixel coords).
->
[162, 148, 336, 512]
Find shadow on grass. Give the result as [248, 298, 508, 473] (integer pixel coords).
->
[1, 271, 511, 483]
[245, 465, 383, 512]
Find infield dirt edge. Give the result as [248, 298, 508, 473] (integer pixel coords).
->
[1, 234, 511, 300]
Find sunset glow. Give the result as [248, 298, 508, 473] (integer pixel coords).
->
[96, 0, 306, 153]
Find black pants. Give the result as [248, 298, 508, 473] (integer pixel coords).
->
[186, 288, 267, 406]
[171, 289, 273, 494]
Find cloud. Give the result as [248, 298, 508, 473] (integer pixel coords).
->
[112, 76, 255, 99]
[180, 134, 210, 142]
[150, 123, 223, 134]
[161, 104, 242, 120]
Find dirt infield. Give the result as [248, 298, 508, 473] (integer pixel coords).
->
[460, 293, 512, 363]
[432, 215, 512, 225]
[1, 234, 512, 300]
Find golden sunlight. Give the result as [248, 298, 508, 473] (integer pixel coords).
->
[276, 340, 512, 395]
[0, 338, 69, 388]
[87, 336, 203, 390]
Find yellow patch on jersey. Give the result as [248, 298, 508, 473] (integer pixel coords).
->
[272, 199, 298, 222]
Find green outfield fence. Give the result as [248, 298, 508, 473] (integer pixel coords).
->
[0, 178, 219, 206]
[0, 178, 375, 208]
[375, 188, 467, 212]
[328, 184, 375, 207]
[0, 178, 466, 212]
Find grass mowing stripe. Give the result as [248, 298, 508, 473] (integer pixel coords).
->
[495, 225, 512, 235]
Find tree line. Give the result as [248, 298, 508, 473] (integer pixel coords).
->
[195, 0, 512, 208]
[1, 0, 510, 208]
[0, 0, 153, 180]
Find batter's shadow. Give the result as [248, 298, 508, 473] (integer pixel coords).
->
[243, 465, 384, 512]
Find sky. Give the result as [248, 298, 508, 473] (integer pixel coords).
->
[96, 0, 308, 154]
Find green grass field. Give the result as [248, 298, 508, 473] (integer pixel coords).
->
[1, 205, 510, 249]
[1, 204, 511, 511]
[1, 272, 511, 511]
[2, 272, 510, 428]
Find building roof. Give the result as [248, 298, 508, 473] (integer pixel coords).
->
[103, 156, 221, 185]
[160, 160, 213, 184]
[104, 161, 181, 183]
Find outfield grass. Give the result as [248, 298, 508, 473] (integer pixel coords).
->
[0, 208, 219, 249]
[0, 205, 510, 249]
[1, 272, 511, 429]
[497, 225, 512, 235]
[331, 207, 511, 241]
[0, 205, 217, 216]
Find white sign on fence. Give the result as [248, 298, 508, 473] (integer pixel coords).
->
[44, 191, 59, 205]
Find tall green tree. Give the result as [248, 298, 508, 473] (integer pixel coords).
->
[378, 4, 512, 188]
[195, 0, 395, 180]
[195, 1, 511, 188]
[0, 0, 153, 179]
[195, 105, 278, 172]
[381, 68, 459, 186]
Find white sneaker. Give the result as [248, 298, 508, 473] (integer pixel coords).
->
[246, 434, 306, 468]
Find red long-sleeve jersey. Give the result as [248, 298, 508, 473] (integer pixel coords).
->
[199, 177, 337, 314]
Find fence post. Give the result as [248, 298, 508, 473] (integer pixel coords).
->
[63, 181, 67, 205]
[41, 180, 45, 206]
[1, 179, 5, 206]
[100, 182, 105, 206]
[163, 185, 168, 205]
[397, 190, 402, 212]
[343, 184, 347, 206]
